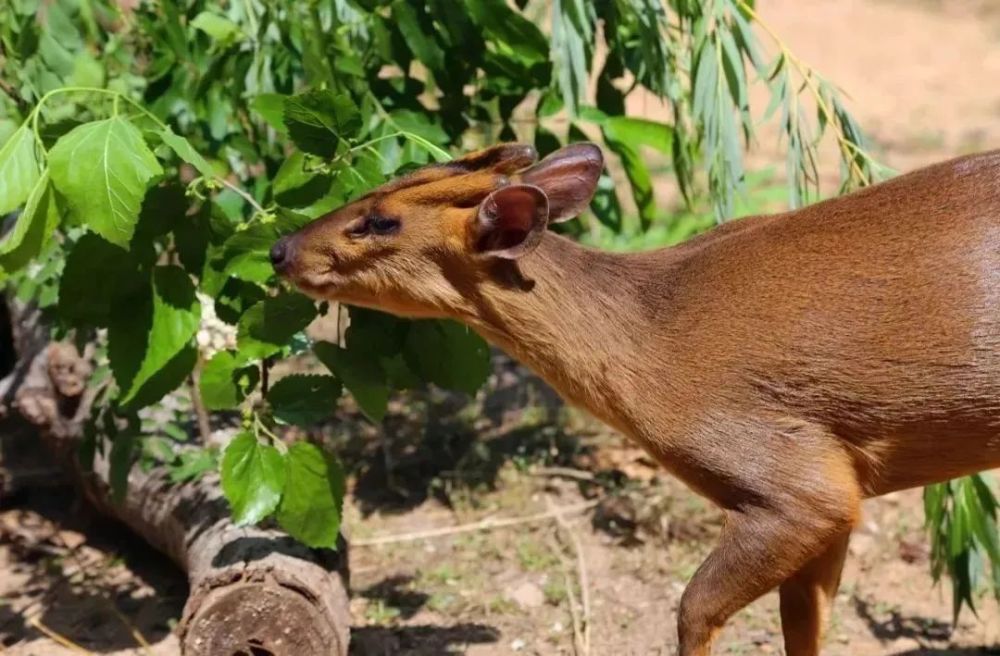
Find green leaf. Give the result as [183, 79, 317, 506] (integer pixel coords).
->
[276, 442, 344, 549]
[220, 432, 285, 526]
[251, 94, 288, 133]
[70, 52, 104, 88]
[49, 117, 164, 247]
[283, 90, 361, 158]
[59, 234, 137, 325]
[200, 350, 260, 410]
[267, 374, 341, 426]
[109, 432, 136, 504]
[174, 206, 211, 277]
[603, 116, 673, 155]
[345, 307, 407, 358]
[125, 345, 198, 410]
[110, 266, 201, 405]
[169, 448, 218, 483]
[191, 11, 243, 43]
[314, 342, 388, 422]
[0, 123, 41, 216]
[464, 0, 548, 62]
[141, 436, 177, 466]
[603, 128, 652, 229]
[159, 127, 215, 178]
[273, 151, 332, 208]
[237, 292, 317, 359]
[219, 222, 281, 284]
[392, 0, 445, 72]
[589, 172, 622, 231]
[0, 171, 59, 274]
[404, 320, 490, 394]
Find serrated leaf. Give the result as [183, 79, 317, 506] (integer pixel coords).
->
[110, 266, 201, 405]
[49, 117, 163, 247]
[200, 350, 260, 410]
[237, 292, 317, 359]
[267, 374, 341, 426]
[0, 123, 41, 216]
[220, 432, 285, 525]
[276, 442, 344, 548]
[0, 171, 59, 273]
[403, 320, 490, 394]
[283, 90, 361, 158]
[314, 342, 388, 422]
[159, 127, 214, 177]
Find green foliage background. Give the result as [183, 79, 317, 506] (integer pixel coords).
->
[0, 0, 995, 618]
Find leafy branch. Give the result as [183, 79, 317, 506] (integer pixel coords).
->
[733, 0, 889, 194]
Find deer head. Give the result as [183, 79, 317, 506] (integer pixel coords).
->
[271, 142, 603, 318]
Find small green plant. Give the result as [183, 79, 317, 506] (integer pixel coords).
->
[924, 474, 1000, 618]
[364, 599, 401, 625]
[543, 578, 569, 606]
[517, 537, 560, 572]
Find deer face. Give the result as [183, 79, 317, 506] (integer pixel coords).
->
[271, 143, 603, 318]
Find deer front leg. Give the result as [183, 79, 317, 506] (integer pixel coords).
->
[674, 424, 862, 656]
[779, 529, 851, 656]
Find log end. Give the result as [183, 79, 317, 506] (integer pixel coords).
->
[183, 573, 350, 656]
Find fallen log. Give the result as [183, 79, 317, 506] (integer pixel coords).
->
[0, 299, 351, 656]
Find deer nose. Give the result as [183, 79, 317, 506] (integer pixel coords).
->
[270, 237, 292, 273]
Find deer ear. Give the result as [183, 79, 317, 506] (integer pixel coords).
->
[472, 184, 549, 259]
[450, 143, 538, 175]
[519, 143, 603, 222]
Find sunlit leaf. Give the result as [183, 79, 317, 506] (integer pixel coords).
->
[0, 123, 41, 216]
[220, 432, 285, 525]
[267, 374, 341, 426]
[49, 117, 163, 247]
[276, 442, 344, 549]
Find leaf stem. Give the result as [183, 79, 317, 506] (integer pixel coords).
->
[219, 177, 267, 215]
[28, 86, 168, 151]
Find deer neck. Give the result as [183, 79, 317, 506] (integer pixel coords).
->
[455, 233, 654, 431]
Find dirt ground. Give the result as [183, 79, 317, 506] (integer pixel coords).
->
[3, 1, 1000, 655]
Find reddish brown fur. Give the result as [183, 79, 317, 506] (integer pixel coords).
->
[274, 144, 1000, 655]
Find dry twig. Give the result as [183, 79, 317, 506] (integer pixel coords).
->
[353, 499, 599, 547]
[27, 618, 94, 655]
[549, 497, 592, 656]
[546, 532, 585, 656]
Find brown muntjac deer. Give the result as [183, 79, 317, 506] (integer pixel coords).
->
[271, 142, 1000, 655]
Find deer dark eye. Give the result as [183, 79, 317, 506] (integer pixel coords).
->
[347, 214, 400, 238]
[369, 214, 400, 235]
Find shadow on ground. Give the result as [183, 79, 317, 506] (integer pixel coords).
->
[337, 353, 589, 516]
[349, 623, 501, 655]
[853, 595, 953, 643]
[0, 485, 186, 652]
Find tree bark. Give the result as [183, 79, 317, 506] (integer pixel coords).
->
[0, 300, 351, 656]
